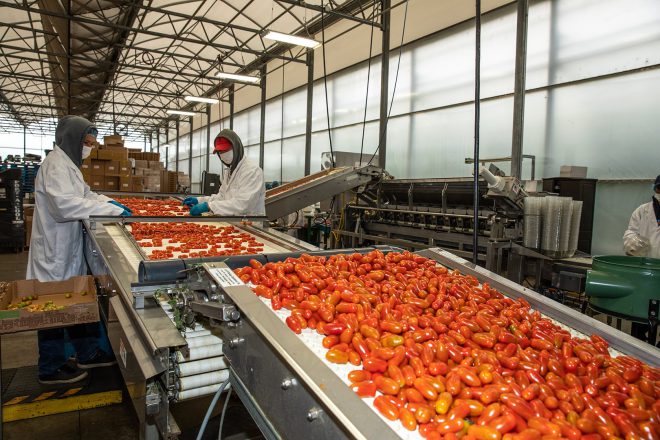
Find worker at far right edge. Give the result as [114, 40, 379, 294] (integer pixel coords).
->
[623, 174, 660, 258]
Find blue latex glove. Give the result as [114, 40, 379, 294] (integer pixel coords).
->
[108, 200, 132, 214]
[189, 202, 209, 216]
[182, 196, 199, 207]
[120, 209, 132, 217]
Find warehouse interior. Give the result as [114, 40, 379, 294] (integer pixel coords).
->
[0, 0, 659, 439]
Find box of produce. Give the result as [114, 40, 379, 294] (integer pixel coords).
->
[0, 276, 99, 333]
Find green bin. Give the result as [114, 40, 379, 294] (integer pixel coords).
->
[586, 256, 660, 320]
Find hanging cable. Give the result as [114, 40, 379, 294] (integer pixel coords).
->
[216, 387, 233, 440]
[366, 0, 409, 167]
[359, 2, 378, 166]
[320, 0, 335, 167]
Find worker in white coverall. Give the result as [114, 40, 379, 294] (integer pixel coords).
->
[27, 115, 132, 384]
[623, 174, 660, 259]
[183, 129, 266, 216]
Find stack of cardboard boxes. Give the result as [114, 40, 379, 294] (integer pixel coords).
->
[81, 135, 131, 192]
[130, 151, 164, 192]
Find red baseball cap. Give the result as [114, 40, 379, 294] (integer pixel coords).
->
[214, 136, 233, 153]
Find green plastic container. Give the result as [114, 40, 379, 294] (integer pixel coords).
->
[586, 256, 660, 319]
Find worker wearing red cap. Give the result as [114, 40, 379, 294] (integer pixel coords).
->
[182, 128, 265, 216]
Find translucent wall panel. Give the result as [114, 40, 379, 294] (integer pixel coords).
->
[312, 81, 333, 132]
[264, 99, 283, 142]
[283, 88, 308, 137]
[329, 122, 380, 158]
[191, 155, 202, 186]
[528, 69, 660, 179]
[179, 159, 189, 175]
[209, 152, 223, 175]
[245, 107, 261, 146]
[591, 181, 651, 255]
[309, 131, 331, 173]
[332, 60, 382, 127]
[177, 134, 190, 160]
[192, 129, 203, 157]
[244, 144, 260, 164]
[232, 112, 249, 141]
[282, 136, 305, 182]
[263, 140, 282, 182]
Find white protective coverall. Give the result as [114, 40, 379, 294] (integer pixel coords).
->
[27, 117, 123, 281]
[623, 201, 660, 259]
[198, 129, 266, 216]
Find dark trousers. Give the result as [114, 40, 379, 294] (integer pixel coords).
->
[37, 322, 104, 377]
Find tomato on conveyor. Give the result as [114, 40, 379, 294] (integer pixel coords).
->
[115, 197, 190, 216]
[235, 251, 660, 440]
[130, 222, 264, 260]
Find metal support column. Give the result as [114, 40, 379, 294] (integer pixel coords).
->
[473, 0, 482, 265]
[229, 84, 235, 130]
[188, 116, 193, 179]
[23, 125, 26, 157]
[175, 118, 180, 173]
[510, 0, 529, 179]
[206, 105, 211, 172]
[378, 0, 391, 170]
[259, 65, 267, 169]
[304, 50, 314, 176]
[156, 128, 160, 154]
[143, 134, 147, 152]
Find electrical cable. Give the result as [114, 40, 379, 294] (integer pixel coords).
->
[320, 0, 335, 168]
[359, 2, 378, 166]
[365, 0, 410, 168]
[216, 387, 233, 440]
[195, 379, 230, 440]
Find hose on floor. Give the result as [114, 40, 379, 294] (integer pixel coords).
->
[195, 379, 230, 440]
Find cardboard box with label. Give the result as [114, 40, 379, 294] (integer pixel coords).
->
[104, 160, 120, 175]
[90, 176, 104, 190]
[118, 160, 131, 176]
[131, 176, 144, 192]
[91, 159, 105, 176]
[119, 176, 131, 191]
[81, 158, 92, 171]
[97, 148, 128, 161]
[134, 159, 148, 169]
[104, 176, 119, 191]
[0, 276, 99, 334]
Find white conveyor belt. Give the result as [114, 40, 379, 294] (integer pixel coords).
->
[177, 356, 229, 377]
[177, 383, 227, 401]
[177, 344, 224, 362]
[185, 329, 212, 338]
[178, 369, 230, 391]
[185, 334, 222, 348]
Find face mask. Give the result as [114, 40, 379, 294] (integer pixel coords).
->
[82, 146, 93, 159]
[219, 150, 233, 166]
[654, 193, 660, 202]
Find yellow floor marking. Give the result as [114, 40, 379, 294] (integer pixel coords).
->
[32, 391, 56, 401]
[60, 387, 82, 397]
[3, 390, 122, 422]
[2, 396, 28, 406]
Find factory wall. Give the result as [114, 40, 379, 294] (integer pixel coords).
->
[165, 0, 660, 256]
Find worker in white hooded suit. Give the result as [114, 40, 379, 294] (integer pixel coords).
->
[27, 115, 132, 384]
[183, 129, 265, 216]
[623, 174, 660, 258]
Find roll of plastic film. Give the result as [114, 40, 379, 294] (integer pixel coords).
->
[178, 369, 230, 391]
[184, 329, 212, 338]
[178, 356, 229, 377]
[176, 344, 223, 362]
[177, 383, 230, 401]
[186, 335, 222, 348]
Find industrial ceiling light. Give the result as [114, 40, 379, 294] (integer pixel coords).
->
[166, 110, 196, 116]
[262, 30, 320, 48]
[184, 96, 219, 104]
[215, 72, 261, 84]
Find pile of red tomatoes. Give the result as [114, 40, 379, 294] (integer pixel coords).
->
[235, 250, 660, 440]
[131, 223, 264, 260]
[115, 197, 189, 216]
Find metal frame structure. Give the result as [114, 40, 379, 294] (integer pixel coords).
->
[0, 0, 386, 143]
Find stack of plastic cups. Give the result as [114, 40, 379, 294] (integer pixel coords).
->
[558, 197, 574, 258]
[523, 197, 543, 249]
[567, 200, 583, 258]
[541, 196, 563, 258]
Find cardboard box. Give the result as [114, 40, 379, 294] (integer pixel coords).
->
[82, 169, 91, 182]
[148, 161, 164, 170]
[81, 158, 92, 171]
[0, 276, 99, 334]
[97, 148, 128, 161]
[90, 176, 104, 191]
[104, 135, 123, 145]
[119, 176, 131, 191]
[91, 160, 105, 176]
[119, 160, 131, 175]
[559, 166, 588, 179]
[104, 160, 120, 175]
[104, 176, 119, 191]
[134, 159, 148, 169]
[131, 176, 144, 192]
